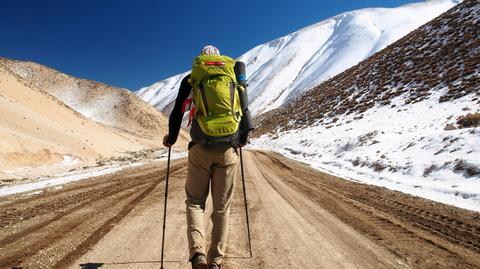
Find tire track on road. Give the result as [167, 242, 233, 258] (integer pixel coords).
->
[252, 150, 480, 268]
[2, 151, 479, 269]
[0, 162, 185, 268]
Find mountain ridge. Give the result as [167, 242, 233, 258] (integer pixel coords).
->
[136, 0, 460, 116]
[252, 0, 479, 211]
[0, 58, 188, 179]
[0, 57, 175, 138]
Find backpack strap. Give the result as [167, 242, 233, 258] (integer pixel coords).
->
[190, 77, 207, 118]
[198, 82, 210, 116]
[229, 81, 235, 116]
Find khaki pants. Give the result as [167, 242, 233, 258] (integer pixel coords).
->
[185, 144, 238, 264]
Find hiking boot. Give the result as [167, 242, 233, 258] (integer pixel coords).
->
[191, 253, 208, 269]
[208, 262, 224, 269]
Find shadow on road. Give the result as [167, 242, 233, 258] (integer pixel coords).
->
[79, 260, 183, 268]
[80, 263, 104, 269]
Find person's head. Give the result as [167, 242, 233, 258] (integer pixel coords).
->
[201, 45, 220, 56]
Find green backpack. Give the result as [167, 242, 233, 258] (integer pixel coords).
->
[189, 54, 244, 138]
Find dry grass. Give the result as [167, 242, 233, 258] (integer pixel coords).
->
[254, 0, 479, 137]
[423, 164, 438, 177]
[457, 113, 480, 128]
[454, 160, 480, 177]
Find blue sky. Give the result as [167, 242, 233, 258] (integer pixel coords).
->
[1, 0, 420, 90]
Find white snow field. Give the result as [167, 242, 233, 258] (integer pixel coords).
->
[252, 91, 480, 212]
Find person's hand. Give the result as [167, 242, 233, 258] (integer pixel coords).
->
[163, 134, 172, 148]
[238, 133, 248, 148]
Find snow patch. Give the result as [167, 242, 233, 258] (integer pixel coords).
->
[251, 93, 480, 212]
[0, 150, 187, 197]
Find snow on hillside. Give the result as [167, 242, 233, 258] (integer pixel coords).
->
[252, 92, 480, 211]
[54, 85, 123, 126]
[136, 72, 189, 114]
[0, 58, 189, 181]
[0, 59, 125, 126]
[0, 58, 178, 138]
[252, 0, 480, 211]
[136, 0, 459, 115]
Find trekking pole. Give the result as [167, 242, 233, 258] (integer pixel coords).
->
[160, 146, 172, 269]
[239, 147, 253, 258]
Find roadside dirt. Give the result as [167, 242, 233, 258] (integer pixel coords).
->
[0, 150, 479, 269]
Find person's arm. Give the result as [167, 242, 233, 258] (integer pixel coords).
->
[163, 74, 191, 146]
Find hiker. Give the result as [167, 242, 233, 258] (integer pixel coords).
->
[163, 45, 254, 269]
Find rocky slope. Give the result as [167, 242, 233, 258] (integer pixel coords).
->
[255, 0, 479, 134]
[0, 58, 185, 141]
[252, 0, 480, 211]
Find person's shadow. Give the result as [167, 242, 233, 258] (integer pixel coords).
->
[79, 263, 104, 269]
[79, 260, 173, 268]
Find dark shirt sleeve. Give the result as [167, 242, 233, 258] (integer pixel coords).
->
[167, 74, 191, 145]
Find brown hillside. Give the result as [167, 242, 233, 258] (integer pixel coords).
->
[0, 58, 189, 179]
[0, 64, 140, 171]
[0, 58, 188, 143]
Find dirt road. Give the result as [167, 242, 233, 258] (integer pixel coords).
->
[1, 150, 479, 269]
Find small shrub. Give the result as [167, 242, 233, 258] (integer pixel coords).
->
[406, 142, 416, 148]
[358, 131, 378, 145]
[454, 160, 480, 177]
[388, 166, 399, 173]
[423, 165, 438, 177]
[371, 161, 386, 172]
[337, 141, 355, 154]
[351, 157, 361, 167]
[467, 166, 480, 177]
[457, 113, 480, 128]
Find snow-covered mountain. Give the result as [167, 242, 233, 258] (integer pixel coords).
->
[136, 0, 460, 116]
[253, 0, 480, 211]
